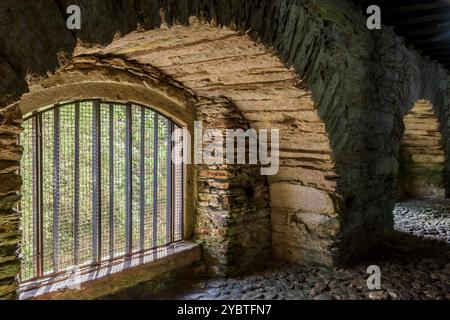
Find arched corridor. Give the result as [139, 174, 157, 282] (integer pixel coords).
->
[390, 100, 450, 260]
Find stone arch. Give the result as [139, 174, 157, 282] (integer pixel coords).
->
[17, 71, 195, 127]
[1, 2, 405, 284]
[0, 22, 346, 284]
[398, 100, 446, 199]
[74, 24, 342, 266]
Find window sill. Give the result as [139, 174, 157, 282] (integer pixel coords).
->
[19, 241, 201, 300]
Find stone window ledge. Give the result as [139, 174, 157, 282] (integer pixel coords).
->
[19, 241, 201, 300]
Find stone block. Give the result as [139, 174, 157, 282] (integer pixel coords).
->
[0, 174, 22, 196]
[0, 193, 21, 210]
[270, 182, 336, 215]
[0, 161, 19, 174]
[374, 157, 398, 175]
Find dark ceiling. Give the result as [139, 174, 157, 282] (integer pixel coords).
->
[366, 0, 450, 69]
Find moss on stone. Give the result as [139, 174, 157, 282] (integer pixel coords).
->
[0, 277, 18, 300]
[305, 0, 353, 32]
[0, 260, 20, 280]
[0, 193, 21, 210]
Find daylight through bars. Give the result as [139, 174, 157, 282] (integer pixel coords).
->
[20, 101, 184, 282]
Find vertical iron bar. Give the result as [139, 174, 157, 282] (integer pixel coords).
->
[52, 107, 60, 273]
[152, 113, 159, 248]
[92, 101, 102, 263]
[73, 102, 80, 265]
[109, 104, 115, 259]
[180, 140, 185, 241]
[33, 114, 44, 277]
[125, 104, 133, 254]
[38, 114, 44, 275]
[28, 119, 34, 278]
[171, 125, 178, 242]
[166, 121, 173, 244]
[31, 115, 38, 277]
[139, 108, 145, 250]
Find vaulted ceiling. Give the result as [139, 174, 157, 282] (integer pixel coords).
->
[369, 0, 450, 69]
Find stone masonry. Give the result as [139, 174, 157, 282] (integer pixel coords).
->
[2, 0, 450, 299]
[0, 105, 22, 299]
[195, 98, 271, 275]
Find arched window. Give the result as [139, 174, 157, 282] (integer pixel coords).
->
[20, 100, 184, 282]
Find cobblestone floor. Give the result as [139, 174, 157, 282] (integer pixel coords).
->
[394, 199, 450, 244]
[131, 200, 450, 300]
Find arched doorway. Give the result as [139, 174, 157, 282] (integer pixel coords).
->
[398, 100, 445, 199]
[394, 100, 449, 243]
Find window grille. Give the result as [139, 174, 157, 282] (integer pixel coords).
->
[19, 100, 184, 282]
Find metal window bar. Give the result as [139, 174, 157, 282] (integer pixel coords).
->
[166, 121, 173, 243]
[37, 113, 44, 277]
[125, 104, 133, 255]
[19, 100, 184, 283]
[74, 103, 80, 265]
[179, 152, 184, 240]
[152, 114, 159, 249]
[172, 124, 184, 242]
[92, 101, 102, 263]
[108, 104, 115, 259]
[180, 155, 184, 240]
[52, 107, 60, 273]
[32, 114, 44, 277]
[139, 108, 145, 250]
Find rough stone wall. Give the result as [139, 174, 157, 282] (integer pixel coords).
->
[399, 100, 445, 199]
[195, 98, 271, 275]
[0, 105, 22, 299]
[2, 0, 450, 299]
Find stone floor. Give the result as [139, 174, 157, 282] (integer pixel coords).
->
[127, 199, 450, 300]
[394, 199, 450, 244]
